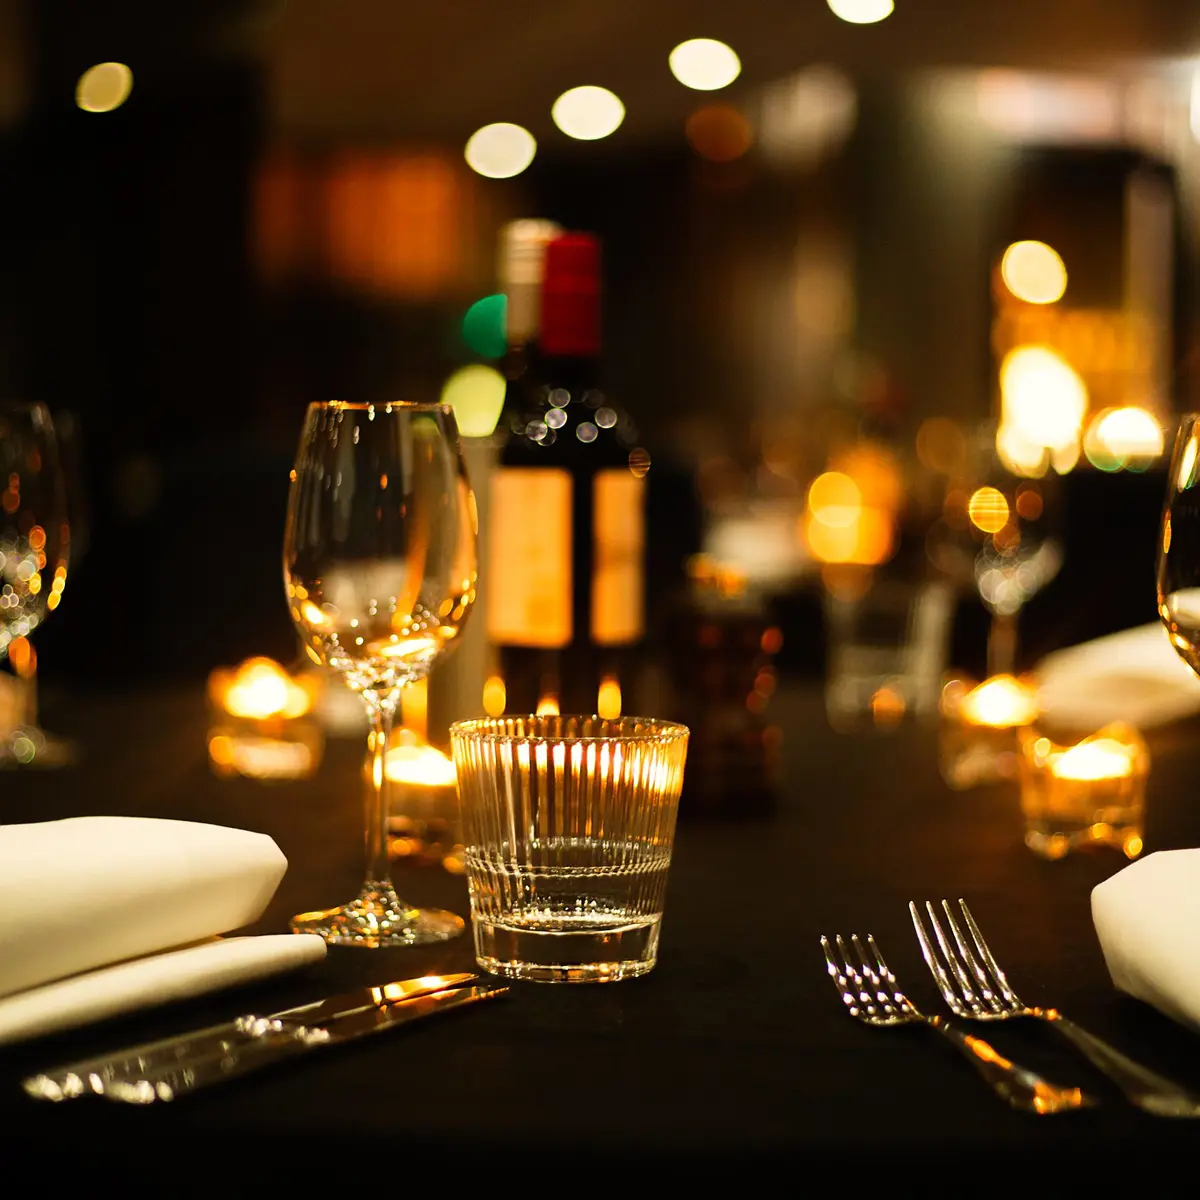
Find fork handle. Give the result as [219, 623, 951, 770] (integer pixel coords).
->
[927, 1016, 1094, 1114]
[1042, 1013, 1200, 1118]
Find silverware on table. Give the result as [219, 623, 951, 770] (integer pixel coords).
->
[910, 898, 1200, 1119]
[821, 932, 1095, 1114]
[23, 972, 505, 1104]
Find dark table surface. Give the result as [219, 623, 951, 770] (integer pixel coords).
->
[3, 677, 1200, 1187]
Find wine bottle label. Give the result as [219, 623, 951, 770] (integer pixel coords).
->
[591, 468, 645, 645]
[486, 467, 573, 647]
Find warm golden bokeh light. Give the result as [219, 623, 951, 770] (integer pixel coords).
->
[76, 62, 133, 113]
[808, 471, 861, 527]
[959, 675, 1039, 728]
[215, 658, 314, 721]
[551, 86, 625, 140]
[536, 693, 560, 717]
[668, 39, 742, 91]
[482, 674, 507, 717]
[1000, 241, 1068, 305]
[597, 676, 622, 719]
[1053, 737, 1134, 782]
[999, 344, 1088, 461]
[685, 105, 753, 161]
[464, 122, 537, 178]
[967, 486, 1010, 534]
[827, 0, 894, 24]
[385, 740, 457, 787]
[1083, 406, 1164, 472]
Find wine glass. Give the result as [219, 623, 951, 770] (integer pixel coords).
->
[0, 403, 70, 768]
[927, 420, 1064, 676]
[1158, 414, 1200, 675]
[284, 401, 477, 946]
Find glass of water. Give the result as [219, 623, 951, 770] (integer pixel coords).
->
[449, 714, 689, 983]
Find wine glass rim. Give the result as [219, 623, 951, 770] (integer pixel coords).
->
[449, 715, 691, 745]
[308, 401, 452, 413]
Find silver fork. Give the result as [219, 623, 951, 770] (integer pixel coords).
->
[911, 898, 1200, 1118]
[821, 932, 1095, 1113]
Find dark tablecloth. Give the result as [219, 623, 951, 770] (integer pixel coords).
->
[3, 680, 1200, 1185]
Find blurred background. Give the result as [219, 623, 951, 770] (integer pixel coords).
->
[3, 0, 1200, 708]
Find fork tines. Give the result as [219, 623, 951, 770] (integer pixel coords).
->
[822, 933, 916, 1026]
[910, 898, 1018, 1018]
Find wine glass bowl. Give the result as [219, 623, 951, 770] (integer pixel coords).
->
[284, 401, 477, 947]
[1158, 413, 1200, 678]
[0, 403, 70, 767]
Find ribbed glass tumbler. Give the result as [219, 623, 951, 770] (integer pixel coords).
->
[449, 715, 690, 983]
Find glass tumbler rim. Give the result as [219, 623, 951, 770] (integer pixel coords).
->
[449, 714, 690, 745]
[305, 400, 454, 414]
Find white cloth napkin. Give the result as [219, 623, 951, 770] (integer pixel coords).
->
[0, 934, 326, 1046]
[0, 815, 289, 999]
[1091, 848, 1200, 1032]
[1034, 622, 1200, 729]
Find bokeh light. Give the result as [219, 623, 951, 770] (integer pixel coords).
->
[668, 39, 742, 91]
[1083, 406, 1165, 472]
[685, 105, 753, 161]
[999, 345, 1088, 456]
[76, 62, 133, 113]
[462, 294, 507, 358]
[464, 123, 537, 179]
[551, 86, 625, 140]
[827, 0, 894, 24]
[440, 364, 506, 437]
[967, 486, 1010, 534]
[1000, 240, 1068, 305]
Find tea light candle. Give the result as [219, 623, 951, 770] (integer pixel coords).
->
[939, 674, 1039, 789]
[1018, 722, 1147, 860]
[377, 732, 464, 873]
[207, 657, 324, 781]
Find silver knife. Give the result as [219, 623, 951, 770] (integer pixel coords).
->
[23, 972, 490, 1103]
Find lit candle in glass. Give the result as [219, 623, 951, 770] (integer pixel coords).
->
[207, 657, 324, 781]
[939, 673, 1039, 789]
[1018, 721, 1147, 860]
[379, 732, 464, 873]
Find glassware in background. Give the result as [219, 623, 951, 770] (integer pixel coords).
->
[1159, 414, 1200, 680]
[0, 403, 70, 769]
[450, 714, 689, 983]
[927, 420, 1064, 676]
[657, 554, 783, 816]
[283, 401, 477, 947]
[823, 573, 955, 731]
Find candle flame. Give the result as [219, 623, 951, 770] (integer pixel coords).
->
[960, 675, 1039, 728]
[536, 693, 560, 716]
[1052, 737, 1134, 781]
[385, 741, 457, 787]
[217, 657, 314, 719]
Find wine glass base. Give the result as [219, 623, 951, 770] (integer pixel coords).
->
[290, 883, 465, 948]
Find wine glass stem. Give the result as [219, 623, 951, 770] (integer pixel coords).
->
[988, 612, 1019, 677]
[366, 699, 397, 888]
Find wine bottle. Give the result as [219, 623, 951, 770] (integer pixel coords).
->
[485, 230, 647, 718]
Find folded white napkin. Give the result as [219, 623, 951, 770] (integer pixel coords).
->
[1034, 622, 1200, 729]
[1092, 848, 1200, 1032]
[0, 934, 326, 1046]
[0, 816, 289, 1000]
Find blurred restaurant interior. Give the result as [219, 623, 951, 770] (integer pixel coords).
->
[2, 0, 1200, 757]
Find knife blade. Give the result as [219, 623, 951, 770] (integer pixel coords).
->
[23, 972, 483, 1102]
[88, 984, 509, 1104]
